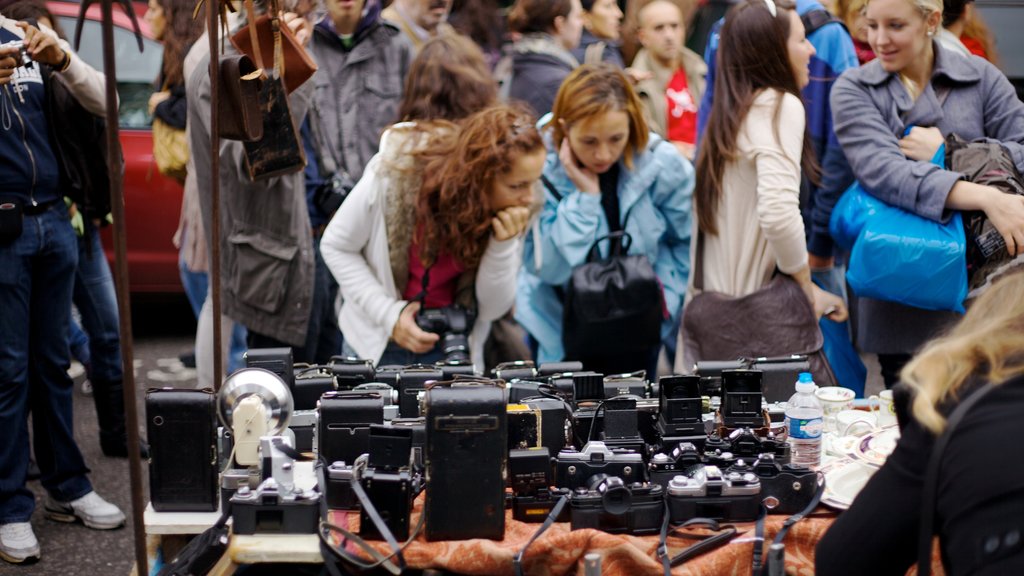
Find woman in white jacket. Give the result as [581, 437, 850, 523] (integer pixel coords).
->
[320, 105, 546, 370]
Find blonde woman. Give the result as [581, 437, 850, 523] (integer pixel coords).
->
[830, 0, 1024, 389]
[816, 268, 1024, 574]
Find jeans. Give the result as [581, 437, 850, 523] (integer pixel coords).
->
[300, 237, 341, 365]
[73, 223, 122, 383]
[179, 255, 247, 374]
[0, 204, 92, 523]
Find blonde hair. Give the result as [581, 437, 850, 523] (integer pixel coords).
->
[902, 269, 1024, 434]
[864, 0, 940, 17]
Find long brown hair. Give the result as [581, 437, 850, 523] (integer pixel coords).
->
[507, 0, 573, 33]
[415, 104, 544, 269]
[397, 34, 498, 123]
[695, 0, 818, 236]
[549, 63, 649, 171]
[158, 0, 204, 87]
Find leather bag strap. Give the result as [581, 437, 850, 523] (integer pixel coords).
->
[242, 0, 264, 70]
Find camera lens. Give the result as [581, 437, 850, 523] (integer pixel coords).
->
[587, 474, 632, 515]
[441, 333, 471, 363]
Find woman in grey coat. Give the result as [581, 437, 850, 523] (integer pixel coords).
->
[831, 0, 1024, 387]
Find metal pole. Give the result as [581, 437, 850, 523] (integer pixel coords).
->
[208, 0, 224, 391]
[97, 0, 146, 571]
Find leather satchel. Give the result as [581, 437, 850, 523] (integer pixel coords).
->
[230, 1, 316, 94]
[681, 231, 837, 387]
[218, 53, 264, 142]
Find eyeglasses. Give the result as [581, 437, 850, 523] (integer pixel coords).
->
[763, 0, 777, 17]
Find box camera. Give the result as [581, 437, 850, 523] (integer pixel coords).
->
[396, 365, 443, 418]
[740, 454, 817, 514]
[509, 447, 570, 523]
[648, 442, 703, 489]
[292, 365, 336, 410]
[437, 359, 478, 380]
[245, 348, 294, 391]
[352, 383, 399, 420]
[359, 426, 422, 541]
[492, 360, 537, 382]
[0, 41, 31, 68]
[415, 304, 476, 364]
[327, 356, 375, 390]
[569, 477, 664, 535]
[315, 391, 383, 467]
[313, 171, 355, 216]
[554, 441, 645, 490]
[666, 465, 761, 523]
[656, 375, 709, 453]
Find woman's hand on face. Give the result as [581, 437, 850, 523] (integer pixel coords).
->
[491, 206, 531, 241]
[898, 126, 945, 162]
[559, 139, 599, 195]
[392, 301, 440, 354]
[982, 187, 1024, 256]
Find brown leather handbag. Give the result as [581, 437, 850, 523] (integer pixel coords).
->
[218, 53, 264, 142]
[681, 231, 837, 387]
[230, 0, 316, 94]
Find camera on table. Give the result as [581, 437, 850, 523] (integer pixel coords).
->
[569, 474, 664, 535]
[739, 454, 817, 514]
[509, 447, 570, 523]
[554, 441, 645, 489]
[717, 369, 770, 433]
[327, 356, 375, 390]
[666, 464, 761, 523]
[0, 41, 31, 68]
[231, 436, 319, 534]
[415, 304, 477, 364]
[648, 441, 702, 489]
[359, 425, 422, 541]
[703, 427, 790, 468]
[313, 171, 355, 216]
[655, 375, 709, 453]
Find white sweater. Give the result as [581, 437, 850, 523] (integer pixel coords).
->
[691, 89, 808, 298]
[319, 125, 522, 370]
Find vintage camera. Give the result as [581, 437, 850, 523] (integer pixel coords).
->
[742, 454, 817, 514]
[493, 360, 537, 382]
[313, 171, 355, 216]
[666, 464, 761, 523]
[245, 348, 295, 391]
[395, 365, 443, 419]
[704, 427, 790, 467]
[231, 436, 319, 534]
[509, 447, 570, 523]
[554, 441, 645, 489]
[0, 41, 31, 68]
[359, 426, 422, 541]
[325, 457, 361, 510]
[352, 383, 400, 420]
[718, 370, 769, 432]
[437, 358, 478, 380]
[315, 391, 383, 466]
[656, 375, 709, 453]
[603, 371, 648, 398]
[288, 409, 317, 452]
[597, 398, 645, 455]
[415, 304, 477, 364]
[291, 365, 336, 410]
[569, 476, 664, 535]
[328, 356, 375, 390]
[648, 442, 703, 489]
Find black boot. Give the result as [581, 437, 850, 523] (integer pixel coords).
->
[92, 379, 149, 459]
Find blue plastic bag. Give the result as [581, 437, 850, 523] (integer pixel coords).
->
[829, 141, 968, 313]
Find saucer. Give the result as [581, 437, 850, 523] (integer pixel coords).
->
[852, 425, 901, 468]
[820, 458, 878, 510]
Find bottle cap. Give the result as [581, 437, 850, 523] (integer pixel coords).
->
[795, 372, 815, 393]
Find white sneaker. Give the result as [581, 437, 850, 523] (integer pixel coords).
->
[80, 379, 93, 396]
[0, 522, 40, 564]
[45, 491, 125, 530]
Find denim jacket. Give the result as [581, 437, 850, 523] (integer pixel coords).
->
[515, 121, 695, 362]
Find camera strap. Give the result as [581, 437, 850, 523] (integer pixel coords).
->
[657, 505, 739, 575]
[513, 493, 569, 576]
[751, 471, 826, 576]
[316, 459, 411, 576]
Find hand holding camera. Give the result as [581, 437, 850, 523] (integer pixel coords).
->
[392, 301, 440, 354]
[14, 22, 66, 68]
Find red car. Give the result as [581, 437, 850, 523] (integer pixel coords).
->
[48, 1, 184, 294]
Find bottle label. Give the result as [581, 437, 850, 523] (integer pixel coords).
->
[787, 416, 823, 439]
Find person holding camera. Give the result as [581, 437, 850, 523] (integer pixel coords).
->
[0, 12, 125, 565]
[515, 63, 694, 376]
[320, 104, 545, 370]
[816, 268, 1024, 575]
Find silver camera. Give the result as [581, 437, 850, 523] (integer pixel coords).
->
[666, 464, 762, 522]
[0, 41, 32, 68]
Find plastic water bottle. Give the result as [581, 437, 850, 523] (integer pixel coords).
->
[786, 372, 823, 468]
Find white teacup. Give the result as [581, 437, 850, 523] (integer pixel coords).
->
[815, 386, 856, 433]
[869, 389, 897, 427]
[836, 409, 877, 436]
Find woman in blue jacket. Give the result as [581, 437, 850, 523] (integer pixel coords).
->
[516, 63, 694, 375]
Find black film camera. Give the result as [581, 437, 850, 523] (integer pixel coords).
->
[648, 442, 703, 489]
[554, 441, 645, 490]
[231, 437, 319, 534]
[359, 425, 422, 541]
[719, 369, 767, 431]
[313, 171, 356, 217]
[656, 375, 708, 452]
[666, 464, 761, 523]
[509, 447, 570, 523]
[327, 356, 375, 390]
[741, 454, 817, 514]
[569, 475, 664, 535]
[703, 427, 790, 469]
[415, 304, 477, 364]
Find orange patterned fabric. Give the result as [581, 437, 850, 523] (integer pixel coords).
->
[326, 496, 944, 575]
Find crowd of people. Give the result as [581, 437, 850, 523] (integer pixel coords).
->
[0, 0, 1022, 569]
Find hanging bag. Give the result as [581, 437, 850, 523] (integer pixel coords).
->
[681, 231, 837, 387]
[152, 112, 189, 181]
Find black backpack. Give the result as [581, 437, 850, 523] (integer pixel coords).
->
[541, 176, 663, 373]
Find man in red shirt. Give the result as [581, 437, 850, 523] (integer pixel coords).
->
[630, 0, 706, 160]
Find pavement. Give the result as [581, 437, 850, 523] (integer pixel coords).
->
[2, 297, 884, 576]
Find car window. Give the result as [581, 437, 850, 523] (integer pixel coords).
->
[56, 16, 163, 129]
